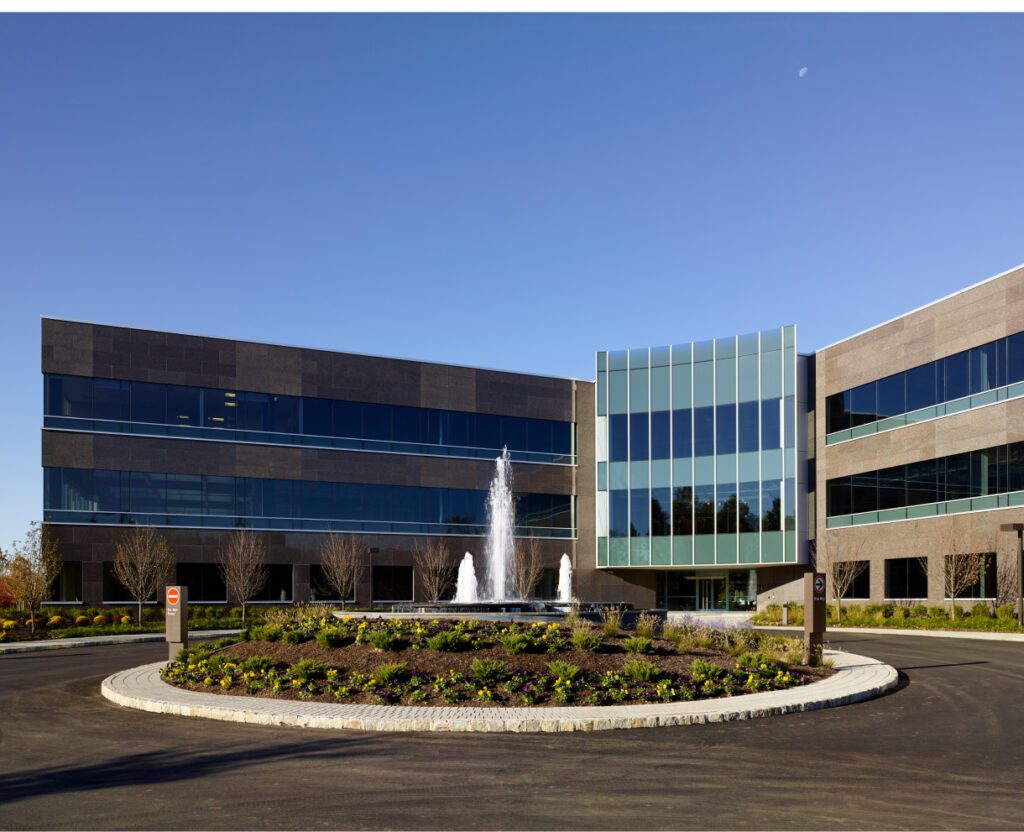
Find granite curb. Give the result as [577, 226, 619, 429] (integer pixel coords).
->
[759, 625, 1024, 642]
[0, 630, 242, 655]
[101, 649, 897, 733]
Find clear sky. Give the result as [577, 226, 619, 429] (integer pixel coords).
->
[1, 13, 1023, 547]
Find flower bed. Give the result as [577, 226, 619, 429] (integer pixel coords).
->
[0, 605, 257, 642]
[161, 611, 829, 708]
[753, 601, 1024, 632]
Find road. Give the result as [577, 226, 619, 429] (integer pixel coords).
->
[1, 633, 1022, 830]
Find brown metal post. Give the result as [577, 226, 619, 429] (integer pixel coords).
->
[165, 585, 188, 662]
[803, 572, 827, 666]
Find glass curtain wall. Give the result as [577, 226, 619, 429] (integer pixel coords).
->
[596, 326, 799, 570]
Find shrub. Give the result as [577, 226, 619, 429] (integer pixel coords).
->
[910, 605, 928, 618]
[571, 627, 602, 652]
[249, 624, 282, 642]
[929, 606, 948, 620]
[599, 606, 623, 637]
[74, 615, 89, 626]
[735, 651, 773, 669]
[370, 662, 407, 686]
[282, 629, 308, 645]
[997, 604, 1017, 621]
[120, 615, 132, 625]
[214, 637, 238, 649]
[622, 657, 660, 682]
[784, 603, 804, 626]
[760, 603, 782, 624]
[48, 615, 65, 626]
[623, 636, 653, 654]
[471, 658, 510, 684]
[93, 615, 109, 625]
[289, 659, 330, 682]
[546, 660, 582, 681]
[661, 624, 697, 654]
[498, 632, 530, 655]
[970, 603, 991, 619]
[366, 629, 400, 651]
[689, 658, 723, 680]
[633, 612, 661, 639]
[240, 656, 273, 673]
[316, 629, 346, 649]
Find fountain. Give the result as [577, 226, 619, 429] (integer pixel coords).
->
[482, 446, 516, 601]
[454, 552, 478, 604]
[557, 553, 573, 603]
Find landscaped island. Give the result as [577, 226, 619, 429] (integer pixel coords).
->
[161, 608, 830, 707]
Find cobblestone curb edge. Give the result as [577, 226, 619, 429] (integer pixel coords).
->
[101, 649, 897, 733]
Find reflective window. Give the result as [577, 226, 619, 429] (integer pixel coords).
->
[672, 410, 692, 458]
[44, 374, 572, 462]
[716, 404, 736, 455]
[738, 401, 759, 453]
[630, 412, 649, 462]
[761, 479, 781, 531]
[609, 414, 629, 462]
[650, 411, 670, 460]
[826, 329, 1024, 433]
[761, 398, 781, 449]
[885, 558, 928, 599]
[651, 488, 671, 536]
[694, 484, 715, 535]
[672, 486, 693, 535]
[694, 406, 714, 457]
[373, 565, 412, 601]
[610, 490, 630, 538]
[738, 481, 759, 532]
[630, 490, 650, 536]
[716, 483, 736, 534]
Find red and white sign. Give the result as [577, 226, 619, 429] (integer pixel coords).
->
[167, 587, 180, 606]
[813, 575, 826, 594]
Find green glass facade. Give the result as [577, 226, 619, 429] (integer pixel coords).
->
[595, 326, 804, 570]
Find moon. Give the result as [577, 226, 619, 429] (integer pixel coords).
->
[799, 67, 809, 78]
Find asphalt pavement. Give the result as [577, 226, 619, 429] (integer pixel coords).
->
[1, 632, 1022, 830]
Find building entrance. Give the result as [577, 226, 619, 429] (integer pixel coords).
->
[696, 577, 727, 611]
[656, 569, 758, 612]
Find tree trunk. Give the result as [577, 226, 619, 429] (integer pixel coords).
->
[241, 602, 246, 623]
[29, 606, 35, 634]
[138, 600, 143, 626]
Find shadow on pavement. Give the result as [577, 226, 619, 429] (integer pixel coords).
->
[897, 660, 990, 671]
[0, 737, 377, 805]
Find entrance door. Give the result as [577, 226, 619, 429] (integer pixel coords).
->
[696, 578, 727, 611]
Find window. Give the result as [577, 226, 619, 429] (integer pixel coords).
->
[876, 374, 905, 419]
[885, 557, 928, 599]
[650, 411, 670, 460]
[49, 561, 82, 603]
[947, 553, 997, 599]
[672, 486, 693, 535]
[176, 563, 227, 603]
[716, 483, 737, 534]
[694, 485, 715, 535]
[254, 565, 293, 602]
[651, 488, 671, 536]
[102, 562, 140, 603]
[672, 410, 692, 458]
[630, 412, 649, 461]
[609, 414, 629, 462]
[738, 401, 759, 453]
[372, 565, 412, 601]
[715, 404, 736, 455]
[839, 562, 870, 599]
[694, 407, 714, 457]
[610, 490, 630, 538]
[630, 489, 650, 536]
[943, 352, 970, 402]
[738, 481, 759, 532]
[310, 565, 356, 602]
[761, 480, 781, 531]
[905, 363, 937, 412]
[761, 398, 781, 449]
[848, 383, 876, 427]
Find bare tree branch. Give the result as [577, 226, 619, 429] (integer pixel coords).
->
[113, 526, 173, 626]
[512, 536, 545, 600]
[412, 538, 455, 603]
[4, 522, 61, 634]
[814, 534, 867, 621]
[218, 529, 268, 623]
[319, 534, 365, 610]
[918, 522, 989, 621]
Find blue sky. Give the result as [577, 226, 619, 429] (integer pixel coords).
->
[1, 13, 1023, 546]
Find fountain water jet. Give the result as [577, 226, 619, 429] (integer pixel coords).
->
[454, 552, 478, 603]
[557, 554, 573, 603]
[482, 446, 516, 601]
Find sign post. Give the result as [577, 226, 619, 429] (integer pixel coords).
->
[165, 585, 188, 661]
[803, 572, 827, 666]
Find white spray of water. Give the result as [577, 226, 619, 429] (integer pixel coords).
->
[557, 553, 573, 603]
[454, 552, 478, 603]
[483, 446, 516, 601]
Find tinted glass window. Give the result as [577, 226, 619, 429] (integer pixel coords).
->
[650, 411, 670, 460]
[694, 406, 714, 457]
[167, 386, 200, 426]
[944, 352, 970, 401]
[885, 558, 928, 599]
[270, 395, 300, 434]
[761, 479, 781, 531]
[92, 379, 129, 421]
[876, 374, 905, 419]
[630, 490, 650, 536]
[827, 476, 851, 517]
[373, 565, 412, 601]
[610, 490, 629, 537]
[303, 397, 332, 436]
[609, 414, 629, 462]
[1008, 333, 1024, 385]
[651, 488, 671, 536]
[905, 363, 937, 412]
[630, 412, 649, 461]
[738, 481, 759, 532]
[672, 486, 692, 535]
[826, 392, 850, 433]
[970, 342, 999, 394]
[878, 466, 905, 510]
[851, 471, 877, 514]
[672, 410, 692, 457]
[238, 392, 270, 432]
[716, 404, 736, 455]
[905, 460, 938, 506]
[738, 401, 759, 452]
[761, 398, 781, 449]
[716, 483, 736, 533]
[944, 452, 971, 500]
[131, 382, 166, 424]
[694, 484, 715, 535]
[849, 383, 877, 427]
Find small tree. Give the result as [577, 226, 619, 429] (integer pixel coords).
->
[512, 536, 545, 600]
[919, 525, 989, 621]
[113, 526, 173, 625]
[4, 523, 61, 633]
[319, 534, 365, 610]
[412, 538, 455, 603]
[218, 529, 268, 623]
[815, 535, 868, 621]
[995, 552, 1020, 612]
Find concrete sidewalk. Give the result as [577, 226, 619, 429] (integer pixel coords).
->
[101, 648, 897, 733]
[0, 629, 242, 655]
[759, 624, 1024, 642]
